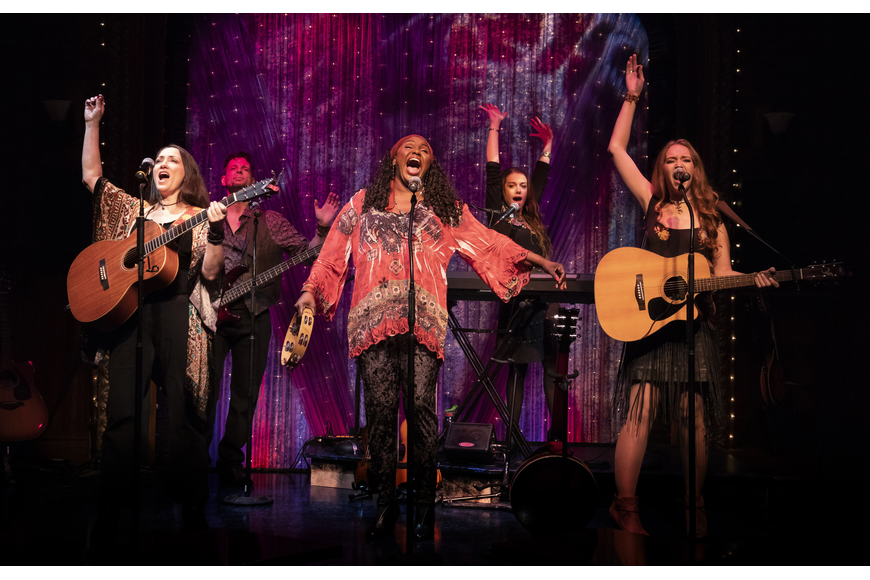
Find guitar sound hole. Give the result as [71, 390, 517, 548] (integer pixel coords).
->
[663, 276, 687, 301]
[123, 249, 138, 270]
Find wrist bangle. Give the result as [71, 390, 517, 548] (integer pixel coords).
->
[301, 284, 315, 294]
[489, 127, 500, 132]
[540, 151, 551, 159]
[207, 232, 224, 245]
[624, 92, 640, 104]
[316, 224, 330, 237]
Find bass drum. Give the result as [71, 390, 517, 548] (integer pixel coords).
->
[510, 452, 598, 536]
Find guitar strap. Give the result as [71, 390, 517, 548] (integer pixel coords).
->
[715, 200, 753, 231]
[170, 205, 200, 227]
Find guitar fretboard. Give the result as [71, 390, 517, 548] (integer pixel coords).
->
[693, 269, 796, 292]
[141, 177, 274, 256]
[221, 243, 324, 305]
[143, 193, 233, 255]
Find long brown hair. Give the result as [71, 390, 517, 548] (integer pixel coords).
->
[501, 167, 552, 258]
[148, 144, 210, 209]
[649, 140, 721, 251]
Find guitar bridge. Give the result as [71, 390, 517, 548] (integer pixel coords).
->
[635, 274, 646, 311]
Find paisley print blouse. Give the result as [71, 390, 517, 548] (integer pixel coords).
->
[303, 189, 533, 359]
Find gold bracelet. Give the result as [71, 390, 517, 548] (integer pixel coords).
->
[624, 92, 639, 104]
[540, 151, 551, 159]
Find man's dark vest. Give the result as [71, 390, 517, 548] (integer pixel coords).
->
[242, 214, 282, 316]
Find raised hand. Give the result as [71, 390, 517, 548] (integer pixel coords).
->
[314, 192, 340, 226]
[530, 116, 553, 149]
[479, 103, 507, 126]
[625, 53, 645, 97]
[84, 94, 105, 124]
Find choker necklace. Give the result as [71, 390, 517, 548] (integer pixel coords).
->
[159, 200, 179, 207]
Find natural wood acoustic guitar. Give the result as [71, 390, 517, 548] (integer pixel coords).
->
[66, 176, 278, 332]
[593, 247, 844, 342]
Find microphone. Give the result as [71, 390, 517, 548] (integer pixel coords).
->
[135, 157, 154, 182]
[673, 167, 691, 183]
[408, 176, 423, 193]
[494, 202, 520, 225]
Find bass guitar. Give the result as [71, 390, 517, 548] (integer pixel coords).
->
[594, 247, 844, 342]
[218, 243, 323, 324]
[67, 176, 278, 332]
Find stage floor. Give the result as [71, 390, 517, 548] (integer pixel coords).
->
[1, 442, 866, 565]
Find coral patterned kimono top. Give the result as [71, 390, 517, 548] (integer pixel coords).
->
[303, 189, 534, 359]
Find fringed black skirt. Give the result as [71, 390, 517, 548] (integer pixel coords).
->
[614, 319, 725, 431]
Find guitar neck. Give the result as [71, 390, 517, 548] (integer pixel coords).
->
[695, 269, 796, 292]
[222, 243, 323, 305]
[143, 192, 236, 255]
[142, 177, 276, 256]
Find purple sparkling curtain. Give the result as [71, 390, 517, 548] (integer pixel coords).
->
[186, 14, 648, 468]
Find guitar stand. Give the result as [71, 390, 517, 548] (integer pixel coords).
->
[440, 359, 520, 509]
[348, 485, 372, 501]
[445, 305, 535, 459]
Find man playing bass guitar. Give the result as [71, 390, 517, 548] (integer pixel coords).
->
[207, 151, 339, 487]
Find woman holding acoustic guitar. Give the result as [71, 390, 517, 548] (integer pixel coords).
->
[81, 94, 227, 539]
[606, 56, 778, 538]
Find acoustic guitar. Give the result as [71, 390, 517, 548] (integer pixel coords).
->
[66, 176, 278, 332]
[0, 274, 48, 441]
[395, 418, 442, 489]
[594, 247, 844, 342]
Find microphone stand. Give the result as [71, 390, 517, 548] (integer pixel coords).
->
[131, 171, 149, 553]
[223, 200, 273, 506]
[405, 190, 417, 555]
[682, 183, 697, 539]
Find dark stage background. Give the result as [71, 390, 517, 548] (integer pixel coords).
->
[3, 14, 866, 476]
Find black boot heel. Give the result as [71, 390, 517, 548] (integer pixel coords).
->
[413, 503, 435, 541]
[366, 500, 399, 539]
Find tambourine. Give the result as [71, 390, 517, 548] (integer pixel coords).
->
[281, 307, 314, 369]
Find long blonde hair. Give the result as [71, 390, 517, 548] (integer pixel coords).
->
[650, 139, 721, 250]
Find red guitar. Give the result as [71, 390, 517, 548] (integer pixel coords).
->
[66, 177, 278, 332]
[0, 274, 48, 441]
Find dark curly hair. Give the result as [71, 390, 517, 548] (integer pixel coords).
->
[362, 153, 464, 227]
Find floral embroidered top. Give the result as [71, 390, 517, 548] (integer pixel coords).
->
[303, 189, 533, 359]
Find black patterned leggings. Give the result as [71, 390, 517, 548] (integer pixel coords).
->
[357, 334, 442, 505]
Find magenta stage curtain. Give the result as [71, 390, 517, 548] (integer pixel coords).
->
[186, 14, 648, 468]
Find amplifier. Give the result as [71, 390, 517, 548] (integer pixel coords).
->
[443, 422, 495, 464]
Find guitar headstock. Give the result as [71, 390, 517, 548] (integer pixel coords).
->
[551, 307, 581, 347]
[229, 170, 285, 205]
[802, 262, 847, 281]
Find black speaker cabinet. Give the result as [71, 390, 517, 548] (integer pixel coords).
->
[444, 422, 495, 464]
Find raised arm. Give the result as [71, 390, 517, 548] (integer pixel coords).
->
[607, 54, 652, 210]
[530, 116, 553, 166]
[312, 191, 340, 247]
[82, 95, 105, 194]
[529, 116, 553, 204]
[480, 104, 506, 164]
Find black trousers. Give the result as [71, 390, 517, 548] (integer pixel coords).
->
[102, 294, 210, 504]
[209, 306, 272, 470]
[357, 334, 442, 505]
